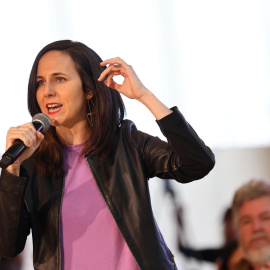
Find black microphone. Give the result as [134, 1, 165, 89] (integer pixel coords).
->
[0, 113, 50, 169]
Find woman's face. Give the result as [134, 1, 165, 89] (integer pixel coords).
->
[36, 50, 92, 128]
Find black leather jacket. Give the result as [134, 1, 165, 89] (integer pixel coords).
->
[0, 107, 215, 270]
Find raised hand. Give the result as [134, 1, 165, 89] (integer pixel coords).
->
[98, 57, 149, 101]
[98, 57, 172, 120]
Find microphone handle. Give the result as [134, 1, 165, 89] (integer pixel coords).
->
[0, 121, 44, 169]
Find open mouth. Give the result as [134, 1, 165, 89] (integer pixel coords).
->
[47, 103, 63, 114]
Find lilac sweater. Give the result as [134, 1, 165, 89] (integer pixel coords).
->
[60, 143, 139, 269]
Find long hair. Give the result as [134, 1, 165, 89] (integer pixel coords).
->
[28, 40, 125, 179]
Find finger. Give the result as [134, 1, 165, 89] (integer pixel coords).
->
[105, 80, 121, 91]
[105, 73, 115, 88]
[104, 78, 122, 91]
[8, 124, 37, 148]
[36, 132, 44, 146]
[11, 122, 36, 134]
[18, 131, 37, 148]
[105, 79, 114, 89]
[7, 131, 32, 148]
[100, 57, 126, 66]
[100, 58, 131, 73]
[98, 66, 121, 81]
[106, 71, 121, 81]
[104, 70, 122, 88]
[18, 122, 37, 135]
[20, 133, 35, 148]
[17, 126, 38, 148]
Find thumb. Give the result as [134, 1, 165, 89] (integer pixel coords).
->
[36, 132, 44, 146]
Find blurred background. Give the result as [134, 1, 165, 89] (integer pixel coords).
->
[0, 0, 270, 269]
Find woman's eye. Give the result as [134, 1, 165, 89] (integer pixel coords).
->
[37, 80, 45, 87]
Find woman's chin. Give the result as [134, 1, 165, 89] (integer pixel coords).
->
[49, 118, 59, 127]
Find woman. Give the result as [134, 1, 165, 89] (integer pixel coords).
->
[0, 40, 215, 270]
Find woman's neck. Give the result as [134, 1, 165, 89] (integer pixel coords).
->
[55, 120, 91, 145]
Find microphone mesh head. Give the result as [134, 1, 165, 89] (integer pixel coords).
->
[32, 113, 51, 131]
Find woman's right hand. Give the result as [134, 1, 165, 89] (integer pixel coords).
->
[5, 122, 44, 175]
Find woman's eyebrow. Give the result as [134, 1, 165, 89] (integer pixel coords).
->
[36, 72, 68, 79]
[52, 72, 67, 76]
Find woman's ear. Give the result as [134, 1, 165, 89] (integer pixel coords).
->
[86, 90, 94, 99]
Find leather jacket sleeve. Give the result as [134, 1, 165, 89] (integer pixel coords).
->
[0, 169, 30, 258]
[129, 106, 215, 182]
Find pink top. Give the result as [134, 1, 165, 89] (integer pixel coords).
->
[60, 143, 139, 270]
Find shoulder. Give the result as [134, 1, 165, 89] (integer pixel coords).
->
[119, 119, 155, 149]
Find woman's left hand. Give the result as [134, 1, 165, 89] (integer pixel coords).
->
[98, 57, 149, 100]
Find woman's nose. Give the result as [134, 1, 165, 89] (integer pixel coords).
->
[44, 82, 56, 97]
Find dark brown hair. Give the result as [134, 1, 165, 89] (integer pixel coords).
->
[28, 40, 125, 179]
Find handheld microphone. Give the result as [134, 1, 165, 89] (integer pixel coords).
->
[0, 113, 50, 169]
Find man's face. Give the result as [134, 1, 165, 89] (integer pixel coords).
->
[237, 196, 270, 265]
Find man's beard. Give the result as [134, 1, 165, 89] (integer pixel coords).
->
[242, 232, 270, 265]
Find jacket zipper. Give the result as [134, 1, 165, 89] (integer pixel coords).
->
[86, 158, 142, 270]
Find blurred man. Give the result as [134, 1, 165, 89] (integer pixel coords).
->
[232, 179, 270, 270]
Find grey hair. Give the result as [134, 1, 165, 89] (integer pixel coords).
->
[232, 179, 270, 224]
